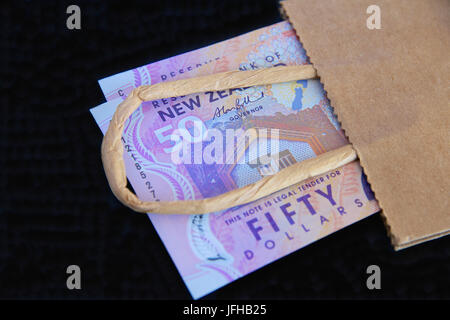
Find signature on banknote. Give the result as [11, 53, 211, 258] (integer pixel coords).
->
[213, 90, 265, 120]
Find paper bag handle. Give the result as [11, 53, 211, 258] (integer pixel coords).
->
[101, 65, 357, 214]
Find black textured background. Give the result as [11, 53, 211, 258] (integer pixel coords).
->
[1, 0, 449, 300]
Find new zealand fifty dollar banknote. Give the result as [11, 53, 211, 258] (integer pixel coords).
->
[91, 21, 379, 299]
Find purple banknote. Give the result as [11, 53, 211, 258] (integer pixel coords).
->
[91, 21, 379, 298]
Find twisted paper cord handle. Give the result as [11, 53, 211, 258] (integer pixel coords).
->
[101, 65, 357, 214]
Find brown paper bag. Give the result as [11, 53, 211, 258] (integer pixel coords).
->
[282, 0, 450, 249]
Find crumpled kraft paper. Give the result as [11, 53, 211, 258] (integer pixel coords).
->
[101, 65, 358, 214]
